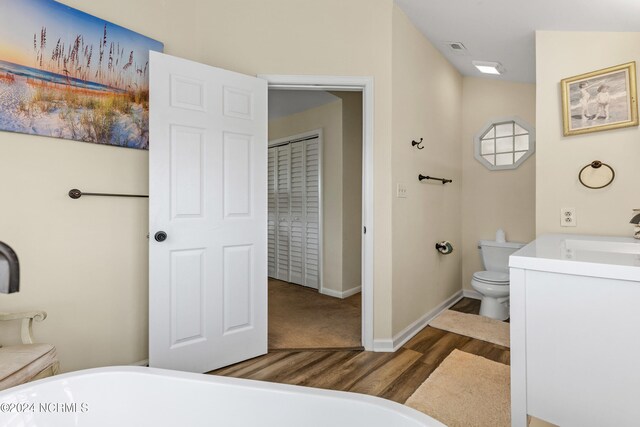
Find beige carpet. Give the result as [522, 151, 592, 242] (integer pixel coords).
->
[268, 279, 361, 350]
[405, 349, 510, 427]
[429, 310, 510, 347]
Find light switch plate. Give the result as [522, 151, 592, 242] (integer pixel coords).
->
[397, 183, 407, 198]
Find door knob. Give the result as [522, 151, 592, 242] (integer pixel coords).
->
[154, 231, 168, 242]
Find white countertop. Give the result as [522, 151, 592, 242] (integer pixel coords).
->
[509, 234, 640, 281]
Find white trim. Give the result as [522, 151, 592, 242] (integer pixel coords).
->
[373, 290, 464, 352]
[317, 131, 324, 296]
[261, 74, 375, 351]
[361, 78, 374, 352]
[268, 85, 365, 91]
[320, 286, 362, 299]
[267, 129, 324, 294]
[463, 289, 483, 300]
[263, 74, 373, 89]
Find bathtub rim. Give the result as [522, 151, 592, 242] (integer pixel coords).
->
[0, 366, 444, 426]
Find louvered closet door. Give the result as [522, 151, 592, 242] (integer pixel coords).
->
[267, 137, 320, 289]
[267, 148, 276, 278]
[275, 145, 291, 282]
[304, 138, 320, 289]
[288, 141, 305, 286]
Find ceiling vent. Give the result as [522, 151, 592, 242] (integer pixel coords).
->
[444, 41, 468, 55]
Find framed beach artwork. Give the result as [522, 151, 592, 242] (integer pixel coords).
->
[561, 62, 638, 136]
[0, 0, 163, 149]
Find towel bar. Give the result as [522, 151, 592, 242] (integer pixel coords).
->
[68, 189, 149, 199]
[418, 174, 452, 184]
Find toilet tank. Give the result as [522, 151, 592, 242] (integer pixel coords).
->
[479, 240, 525, 273]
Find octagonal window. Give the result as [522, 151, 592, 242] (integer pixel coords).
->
[474, 117, 535, 170]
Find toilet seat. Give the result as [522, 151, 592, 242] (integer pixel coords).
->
[472, 270, 509, 285]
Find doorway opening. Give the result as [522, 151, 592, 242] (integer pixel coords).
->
[261, 75, 374, 351]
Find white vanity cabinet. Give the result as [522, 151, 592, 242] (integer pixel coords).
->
[509, 234, 640, 427]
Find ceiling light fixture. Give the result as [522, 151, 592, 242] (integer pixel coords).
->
[472, 61, 505, 75]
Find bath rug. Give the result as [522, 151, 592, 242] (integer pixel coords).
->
[405, 349, 510, 427]
[429, 309, 510, 347]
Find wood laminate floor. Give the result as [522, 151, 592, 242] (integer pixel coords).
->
[209, 297, 510, 404]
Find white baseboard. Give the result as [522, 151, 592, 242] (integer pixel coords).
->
[320, 286, 361, 299]
[462, 289, 483, 300]
[342, 286, 361, 298]
[372, 338, 395, 352]
[373, 289, 464, 352]
[320, 288, 341, 298]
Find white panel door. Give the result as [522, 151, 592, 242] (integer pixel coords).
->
[149, 51, 267, 373]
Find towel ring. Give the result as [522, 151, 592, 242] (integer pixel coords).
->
[578, 160, 615, 189]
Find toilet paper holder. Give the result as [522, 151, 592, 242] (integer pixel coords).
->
[435, 241, 453, 254]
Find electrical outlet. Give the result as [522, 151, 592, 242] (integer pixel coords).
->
[396, 183, 408, 198]
[560, 207, 576, 227]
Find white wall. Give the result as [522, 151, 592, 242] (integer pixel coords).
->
[268, 100, 345, 293]
[0, 0, 396, 371]
[461, 78, 536, 290]
[391, 7, 463, 336]
[536, 31, 640, 236]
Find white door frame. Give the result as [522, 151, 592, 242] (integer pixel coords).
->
[259, 75, 374, 351]
[268, 129, 324, 293]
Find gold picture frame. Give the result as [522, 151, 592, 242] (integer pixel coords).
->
[561, 62, 638, 136]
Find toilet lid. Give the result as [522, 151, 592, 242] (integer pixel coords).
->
[473, 271, 509, 284]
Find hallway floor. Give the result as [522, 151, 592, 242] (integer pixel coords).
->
[268, 279, 362, 350]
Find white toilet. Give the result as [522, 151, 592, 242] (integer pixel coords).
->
[471, 235, 525, 320]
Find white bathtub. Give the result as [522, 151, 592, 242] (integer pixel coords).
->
[0, 366, 444, 426]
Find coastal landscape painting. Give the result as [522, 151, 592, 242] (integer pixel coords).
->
[0, 0, 163, 149]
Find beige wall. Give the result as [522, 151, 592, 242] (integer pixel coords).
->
[461, 78, 536, 290]
[2, 0, 539, 370]
[536, 31, 640, 236]
[0, 0, 396, 371]
[0, 137, 149, 368]
[268, 100, 345, 293]
[177, 0, 396, 344]
[391, 7, 463, 336]
[336, 92, 363, 292]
